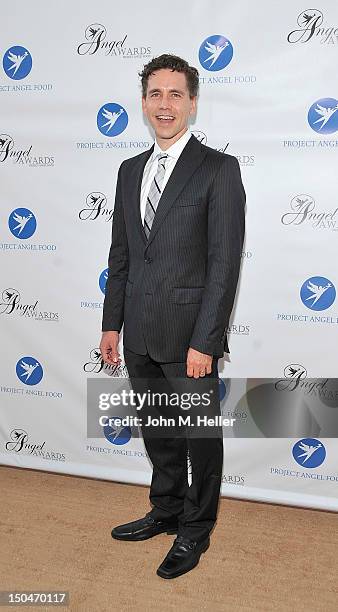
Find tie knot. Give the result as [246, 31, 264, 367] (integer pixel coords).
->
[157, 154, 168, 169]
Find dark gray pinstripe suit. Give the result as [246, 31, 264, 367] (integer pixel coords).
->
[102, 135, 245, 360]
[102, 134, 245, 540]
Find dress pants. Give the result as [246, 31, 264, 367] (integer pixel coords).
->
[123, 346, 224, 543]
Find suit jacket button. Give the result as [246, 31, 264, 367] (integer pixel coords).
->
[144, 257, 152, 264]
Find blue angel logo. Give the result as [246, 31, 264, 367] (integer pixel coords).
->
[300, 276, 336, 311]
[11, 211, 33, 235]
[198, 35, 233, 72]
[308, 98, 338, 134]
[7, 50, 28, 76]
[8, 208, 37, 239]
[3, 46, 32, 80]
[103, 420, 131, 445]
[107, 423, 124, 442]
[305, 280, 332, 307]
[97, 103, 128, 137]
[292, 438, 326, 468]
[203, 41, 229, 68]
[313, 103, 338, 130]
[101, 107, 124, 133]
[19, 360, 39, 381]
[16, 356, 43, 385]
[297, 441, 322, 464]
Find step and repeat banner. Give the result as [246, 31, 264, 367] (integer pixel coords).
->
[1, 1, 337, 511]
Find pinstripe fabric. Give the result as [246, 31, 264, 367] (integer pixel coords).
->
[143, 154, 168, 238]
[102, 135, 246, 363]
[123, 346, 223, 540]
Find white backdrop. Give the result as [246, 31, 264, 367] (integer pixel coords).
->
[1, 0, 338, 511]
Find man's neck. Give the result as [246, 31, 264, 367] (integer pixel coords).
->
[155, 127, 189, 151]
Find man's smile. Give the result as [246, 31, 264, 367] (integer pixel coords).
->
[156, 115, 175, 122]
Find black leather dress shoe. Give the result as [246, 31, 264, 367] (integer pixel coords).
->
[156, 535, 210, 579]
[111, 513, 178, 541]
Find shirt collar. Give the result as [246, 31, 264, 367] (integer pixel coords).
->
[153, 129, 191, 161]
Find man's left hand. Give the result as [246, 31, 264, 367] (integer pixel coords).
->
[187, 347, 212, 379]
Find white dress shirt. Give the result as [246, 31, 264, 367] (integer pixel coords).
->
[140, 129, 192, 224]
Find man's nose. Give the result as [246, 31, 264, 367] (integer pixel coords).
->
[159, 94, 170, 108]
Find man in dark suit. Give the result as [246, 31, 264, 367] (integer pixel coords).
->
[100, 54, 245, 579]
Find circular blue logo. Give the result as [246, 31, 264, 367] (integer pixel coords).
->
[300, 276, 336, 311]
[308, 98, 338, 134]
[3, 46, 32, 80]
[97, 103, 128, 136]
[199, 35, 233, 71]
[292, 438, 326, 468]
[103, 420, 131, 445]
[16, 356, 43, 385]
[8, 208, 37, 239]
[99, 268, 109, 294]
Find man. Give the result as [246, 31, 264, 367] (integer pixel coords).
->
[100, 54, 245, 579]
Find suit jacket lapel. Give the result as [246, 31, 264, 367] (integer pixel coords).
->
[146, 136, 207, 247]
[129, 145, 154, 244]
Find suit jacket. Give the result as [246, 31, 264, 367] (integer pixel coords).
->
[102, 134, 245, 362]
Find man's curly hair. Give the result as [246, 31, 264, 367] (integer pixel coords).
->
[139, 54, 199, 98]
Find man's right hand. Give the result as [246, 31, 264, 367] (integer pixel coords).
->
[99, 331, 121, 365]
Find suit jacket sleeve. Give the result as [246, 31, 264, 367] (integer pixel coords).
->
[102, 163, 129, 332]
[189, 155, 245, 356]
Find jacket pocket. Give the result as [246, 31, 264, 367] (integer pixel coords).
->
[173, 197, 204, 208]
[172, 287, 204, 304]
[125, 280, 133, 298]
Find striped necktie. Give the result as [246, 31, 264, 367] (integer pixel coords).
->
[144, 153, 168, 239]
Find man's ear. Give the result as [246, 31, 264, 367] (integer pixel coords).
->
[189, 96, 197, 116]
[141, 96, 147, 114]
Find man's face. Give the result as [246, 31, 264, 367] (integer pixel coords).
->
[142, 68, 196, 148]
